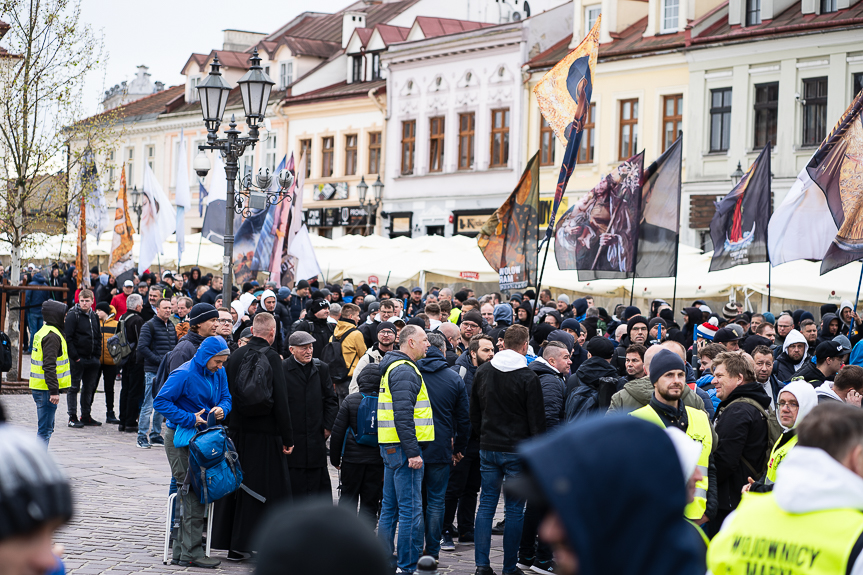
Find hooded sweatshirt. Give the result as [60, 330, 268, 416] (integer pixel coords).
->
[518, 416, 705, 575]
[493, 303, 513, 327]
[39, 300, 68, 395]
[817, 312, 841, 346]
[816, 380, 845, 403]
[153, 336, 232, 431]
[773, 328, 809, 382]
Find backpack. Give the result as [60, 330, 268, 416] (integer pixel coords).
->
[151, 351, 174, 399]
[0, 332, 12, 373]
[565, 377, 618, 421]
[233, 347, 274, 416]
[353, 393, 379, 447]
[727, 397, 784, 477]
[321, 327, 358, 383]
[187, 420, 255, 505]
[106, 317, 133, 366]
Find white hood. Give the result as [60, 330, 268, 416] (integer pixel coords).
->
[773, 446, 863, 514]
[782, 328, 809, 370]
[533, 356, 560, 373]
[815, 380, 842, 402]
[490, 349, 527, 372]
[776, 380, 818, 431]
[840, 300, 854, 326]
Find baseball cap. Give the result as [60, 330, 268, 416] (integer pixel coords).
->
[713, 327, 741, 344]
[411, 287, 422, 293]
[162, 271, 174, 279]
[815, 340, 847, 361]
[123, 280, 134, 288]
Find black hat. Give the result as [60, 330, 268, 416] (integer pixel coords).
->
[239, 327, 253, 339]
[408, 316, 426, 328]
[296, 279, 310, 290]
[815, 340, 847, 361]
[649, 348, 685, 384]
[586, 336, 614, 360]
[309, 299, 329, 315]
[188, 303, 218, 326]
[377, 321, 397, 336]
[561, 318, 582, 334]
[95, 301, 111, 315]
[713, 327, 742, 344]
[627, 315, 649, 339]
[462, 310, 483, 326]
[733, 314, 750, 325]
[547, 330, 575, 354]
[90, 265, 99, 275]
[412, 287, 423, 293]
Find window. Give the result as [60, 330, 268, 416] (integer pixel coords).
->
[709, 88, 732, 152]
[540, 116, 555, 166]
[108, 150, 115, 187]
[803, 77, 828, 147]
[322, 137, 334, 177]
[746, 0, 761, 25]
[401, 120, 416, 175]
[458, 113, 475, 170]
[189, 77, 200, 102]
[242, 150, 254, 181]
[351, 55, 363, 83]
[300, 139, 312, 178]
[280, 62, 293, 89]
[429, 117, 445, 173]
[578, 103, 596, 164]
[266, 135, 277, 173]
[490, 108, 510, 168]
[368, 132, 381, 174]
[390, 212, 413, 238]
[345, 134, 358, 176]
[661, 0, 679, 32]
[662, 95, 683, 152]
[753, 82, 778, 149]
[264, 65, 270, 77]
[821, 0, 837, 12]
[126, 148, 134, 184]
[146, 145, 155, 171]
[618, 99, 638, 160]
[854, 73, 863, 100]
[371, 53, 382, 81]
[585, 5, 601, 32]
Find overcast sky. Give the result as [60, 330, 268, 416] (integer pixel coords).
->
[78, 0, 350, 115]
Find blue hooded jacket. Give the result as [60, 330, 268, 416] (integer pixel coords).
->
[493, 303, 513, 327]
[28, 272, 50, 311]
[518, 416, 705, 575]
[154, 336, 232, 430]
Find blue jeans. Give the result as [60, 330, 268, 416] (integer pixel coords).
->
[32, 389, 57, 444]
[475, 450, 526, 573]
[27, 312, 43, 352]
[138, 372, 163, 441]
[423, 463, 450, 557]
[378, 445, 424, 573]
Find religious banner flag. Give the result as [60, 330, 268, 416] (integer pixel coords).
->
[137, 164, 176, 274]
[534, 16, 600, 244]
[555, 152, 644, 279]
[201, 155, 227, 246]
[279, 153, 305, 287]
[477, 152, 540, 290]
[270, 154, 297, 285]
[232, 207, 268, 284]
[75, 194, 88, 287]
[252, 155, 287, 272]
[806, 90, 863, 274]
[709, 143, 772, 272]
[635, 137, 682, 277]
[174, 129, 191, 263]
[108, 169, 135, 284]
[69, 150, 106, 287]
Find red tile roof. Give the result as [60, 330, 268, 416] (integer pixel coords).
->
[353, 27, 374, 48]
[412, 16, 496, 39]
[83, 85, 185, 124]
[279, 37, 342, 58]
[375, 24, 410, 45]
[272, 0, 421, 44]
[283, 79, 386, 104]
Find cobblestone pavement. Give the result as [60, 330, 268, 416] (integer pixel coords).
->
[2, 380, 507, 575]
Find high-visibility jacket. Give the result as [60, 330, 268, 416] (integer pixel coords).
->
[29, 325, 71, 391]
[765, 432, 798, 485]
[708, 492, 863, 574]
[631, 404, 712, 520]
[378, 359, 434, 444]
[449, 307, 461, 324]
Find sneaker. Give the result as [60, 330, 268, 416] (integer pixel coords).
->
[150, 436, 165, 446]
[492, 519, 505, 535]
[475, 567, 497, 575]
[459, 532, 475, 544]
[67, 416, 84, 429]
[517, 556, 535, 570]
[136, 438, 151, 449]
[440, 532, 455, 551]
[178, 557, 220, 569]
[532, 560, 557, 575]
[81, 416, 102, 426]
[105, 411, 121, 424]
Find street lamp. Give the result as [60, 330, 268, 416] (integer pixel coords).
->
[129, 185, 142, 231]
[193, 49, 295, 306]
[357, 175, 383, 236]
[730, 161, 745, 187]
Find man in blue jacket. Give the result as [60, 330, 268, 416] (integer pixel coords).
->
[154, 336, 231, 569]
[136, 298, 177, 449]
[419, 332, 470, 561]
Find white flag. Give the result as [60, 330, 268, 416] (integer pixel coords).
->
[767, 162, 837, 266]
[138, 164, 176, 273]
[207, 155, 227, 204]
[175, 129, 191, 262]
[288, 224, 322, 281]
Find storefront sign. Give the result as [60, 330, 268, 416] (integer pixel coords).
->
[306, 209, 322, 227]
[456, 213, 493, 235]
[314, 182, 349, 201]
[368, 275, 379, 285]
[340, 206, 376, 227]
[459, 271, 480, 280]
[323, 208, 339, 227]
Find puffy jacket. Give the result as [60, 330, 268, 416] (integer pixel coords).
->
[99, 307, 119, 365]
[451, 351, 477, 393]
[138, 317, 177, 373]
[334, 319, 367, 378]
[565, 356, 620, 399]
[199, 286, 220, 306]
[607, 376, 706, 415]
[378, 350, 427, 458]
[530, 357, 566, 430]
[418, 347, 470, 464]
[331, 363, 384, 467]
[790, 361, 827, 386]
[288, 294, 309, 322]
[64, 304, 100, 362]
[169, 330, 206, 372]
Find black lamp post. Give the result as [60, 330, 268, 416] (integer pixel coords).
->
[129, 185, 142, 231]
[357, 174, 383, 236]
[192, 49, 295, 305]
[730, 162, 745, 187]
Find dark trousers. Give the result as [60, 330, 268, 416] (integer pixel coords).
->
[519, 498, 553, 563]
[334, 381, 350, 407]
[119, 362, 144, 428]
[66, 357, 100, 419]
[289, 467, 332, 500]
[339, 461, 384, 526]
[443, 450, 481, 536]
[99, 363, 119, 413]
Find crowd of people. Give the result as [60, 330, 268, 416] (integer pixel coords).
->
[20, 265, 863, 574]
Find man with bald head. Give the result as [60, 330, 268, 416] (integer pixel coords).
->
[438, 322, 461, 367]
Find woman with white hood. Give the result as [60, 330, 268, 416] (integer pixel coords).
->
[745, 380, 818, 493]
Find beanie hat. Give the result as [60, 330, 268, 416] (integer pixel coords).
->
[586, 336, 614, 359]
[95, 301, 111, 315]
[722, 302, 739, 320]
[0, 425, 73, 541]
[546, 329, 575, 354]
[696, 319, 720, 340]
[561, 318, 582, 335]
[532, 323, 555, 347]
[557, 293, 570, 305]
[296, 279, 310, 290]
[364, 294, 377, 304]
[800, 311, 815, 323]
[626, 315, 649, 339]
[376, 321, 397, 336]
[309, 299, 330, 315]
[90, 265, 99, 275]
[462, 310, 483, 326]
[573, 298, 589, 317]
[762, 312, 776, 325]
[649, 348, 685, 384]
[278, 287, 291, 300]
[623, 305, 641, 321]
[648, 317, 667, 332]
[189, 303, 219, 326]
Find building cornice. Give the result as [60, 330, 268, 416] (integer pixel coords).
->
[383, 24, 525, 66]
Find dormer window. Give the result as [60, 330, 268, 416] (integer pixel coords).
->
[279, 62, 293, 90]
[189, 76, 201, 102]
[661, 0, 679, 33]
[371, 53, 381, 81]
[352, 55, 364, 83]
[821, 0, 837, 12]
[746, 0, 762, 25]
[585, 6, 601, 33]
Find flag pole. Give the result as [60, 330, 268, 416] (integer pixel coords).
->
[195, 236, 202, 267]
[532, 237, 552, 341]
[767, 141, 773, 312]
[629, 275, 635, 306]
[854, 264, 863, 317]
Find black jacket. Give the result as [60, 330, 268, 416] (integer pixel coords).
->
[330, 363, 384, 467]
[611, 336, 632, 377]
[378, 351, 428, 458]
[470, 351, 546, 453]
[63, 304, 100, 362]
[120, 309, 144, 365]
[713, 382, 771, 512]
[138, 317, 177, 373]
[169, 330, 205, 372]
[140, 302, 156, 323]
[40, 300, 68, 394]
[293, 317, 333, 359]
[282, 355, 338, 468]
[773, 352, 804, 383]
[225, 337, 293, 447]
[570, 343, 588, 374]
[418, 347, 470, 464]
[199, 286, 220, 306]
[274, 301, 293, 340]
[791, 361, 826, 386]
[565, 356, 620, 399]
[359, 318, 380, 349]
[451, 351, 477, 393]
[530, 358, 566, 431]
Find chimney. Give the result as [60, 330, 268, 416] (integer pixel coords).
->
[342, 11, 366, 48]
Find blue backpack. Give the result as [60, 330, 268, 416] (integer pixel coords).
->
[353, 393, 379, 447]
[188, 422, 243, 505]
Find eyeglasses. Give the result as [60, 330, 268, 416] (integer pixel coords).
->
[777, 401, 799, 409]
[462, 322, 480, 329]
[217, 319, 233, 325]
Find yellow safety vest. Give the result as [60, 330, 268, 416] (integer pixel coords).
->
[708, 492, 863, 574]
[449, 308, 461, 324]
[378, 359, 435, 444]
[765, 432, 798, 485]
[29, 325, 71, 391]
[631, 404, 712, 521]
